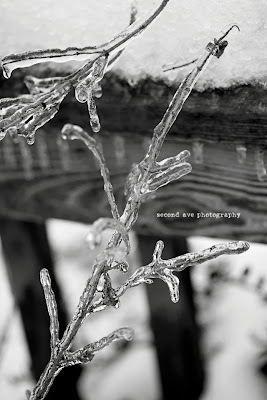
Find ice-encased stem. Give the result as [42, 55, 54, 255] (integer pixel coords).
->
[2, 0, 170, 78]
[57, 32, 230, 350]
[28, 27, 240, 400]
[61, 124, 120, 220]
[60, 327, 134, 367]
[40, 269, 59, 352]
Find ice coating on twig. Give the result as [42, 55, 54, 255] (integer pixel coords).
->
[74, 55, 108, 102]
[85, 217, 130, 255]
[114, 240, 249, 303]
[0, 81, 71, 142]
[1, 0, 169, 78]
[40, 269, 59, 351]
[61, 327, 134, 367]
[101, 272, 121, 308]
[24, 76, 63, 95]
[163, 240, 250, 270]
[125, 27, 238, 203]
[0, 2, 139, 143]
[61, 124, 119, 219]
[162, 57, 198, 73]
[146, 159, 192, 193]
[162, 24, 239, 73]
[74, 56, 108, 133]
[125, 150, 191, 198]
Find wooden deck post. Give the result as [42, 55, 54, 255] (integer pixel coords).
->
[138, 234, 205, 400]
[0, 218, 82, 399]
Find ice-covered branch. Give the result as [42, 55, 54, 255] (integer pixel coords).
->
[40, 269, 60, 352]
[87, 240, 250, 312]
[114, 240, 249, 303]
[0, 1, 139, 143]
[62, 124, 119, 220]
[86, 218, 130, 255]
[0, 81, 71, 144]
[1, 0, 169, 78]
[124, 26, 238, 204]
[60, 327, 134, 368]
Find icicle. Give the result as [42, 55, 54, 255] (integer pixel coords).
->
[74, 55, 108, 103]
[36, 130, 50, 170]
[192, 140, 204, 164]
[255, 148, 267, 181]
[75, 84, 88, 103]
[19, 137, 33, 180]
[57, 134, 71, 171]
[26, 135, 35, 145]
[155, 268, 180, 303]
[113, 135, 126, 167]
[79, 55, 108, 88]
[236, 144, 247, 164]
[74, 56, 108, 132]
[87, 91, 100, 133]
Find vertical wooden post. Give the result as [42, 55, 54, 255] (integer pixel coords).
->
[0, 218, 81, 399]
[138, 234, 205, 400]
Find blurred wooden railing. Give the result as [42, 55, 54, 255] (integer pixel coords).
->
[1, 71, 267, 242]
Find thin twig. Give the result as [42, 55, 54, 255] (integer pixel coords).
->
[1, 0, 170, 78]
[40, 269, 60, 352]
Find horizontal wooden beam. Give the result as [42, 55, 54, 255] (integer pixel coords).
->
[0, 71, 266, 242]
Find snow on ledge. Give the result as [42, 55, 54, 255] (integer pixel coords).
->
[0, 0, 267, 90]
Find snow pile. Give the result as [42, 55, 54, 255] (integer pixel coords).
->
[0, 0, 266, 90]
